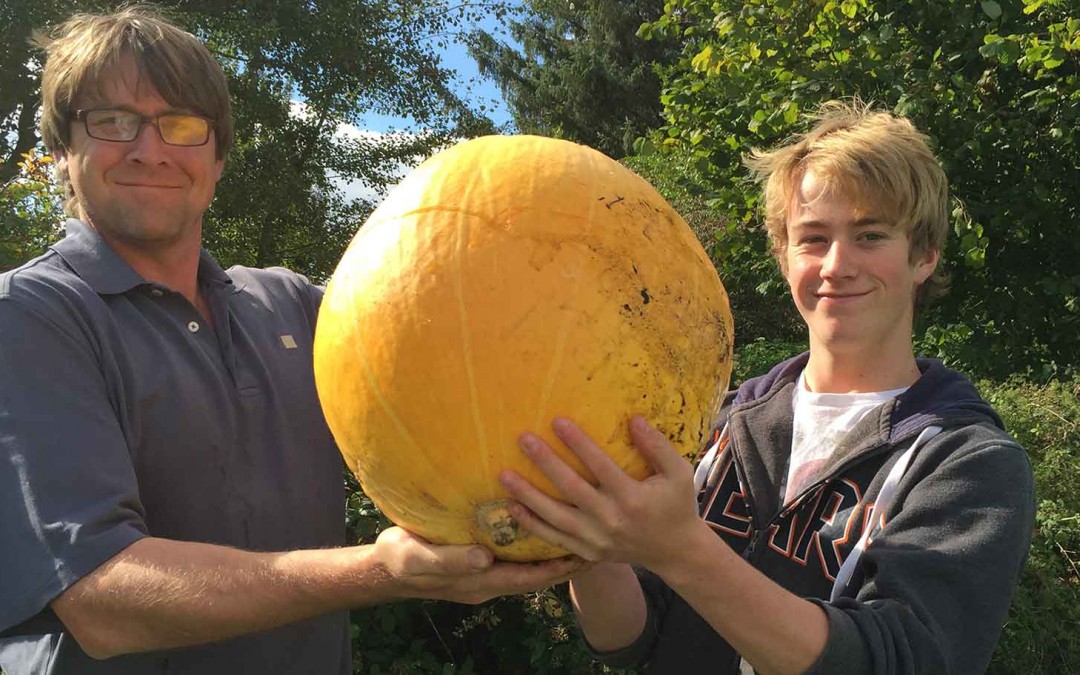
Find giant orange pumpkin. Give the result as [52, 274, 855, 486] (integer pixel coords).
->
[314, 135, 733, 561]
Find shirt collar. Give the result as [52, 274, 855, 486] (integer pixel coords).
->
[197, 246, 235, 293]
[50, 218, 235, 295]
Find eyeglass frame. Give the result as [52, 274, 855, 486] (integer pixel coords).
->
[71, 108, 216, 147]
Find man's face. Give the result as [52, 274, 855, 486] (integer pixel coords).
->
[783, 170, 938, 356]
[58, 56, 223, 253]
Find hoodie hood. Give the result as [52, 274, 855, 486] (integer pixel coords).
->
[734, 352, 1004, 442]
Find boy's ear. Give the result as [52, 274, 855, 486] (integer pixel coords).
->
[913, 248, 940, 285]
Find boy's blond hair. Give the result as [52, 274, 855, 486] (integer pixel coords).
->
[35, 6, 233, 215]
[745, 100, 949, 303]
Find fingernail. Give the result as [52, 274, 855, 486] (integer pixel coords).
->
[498, 471, 516, 489]
[552, 417, 572, 433]
[468, 548, 492, 569]
[518, 434, 540, 454]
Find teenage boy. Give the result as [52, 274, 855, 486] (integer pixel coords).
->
[499, 102, 1035, 674]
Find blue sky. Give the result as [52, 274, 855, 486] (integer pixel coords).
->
[354, 11, 517, 134]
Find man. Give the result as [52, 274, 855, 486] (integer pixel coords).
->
[0, 8, 579, 674]
[498, 102, 1036, 673]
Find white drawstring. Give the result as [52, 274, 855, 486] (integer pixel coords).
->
[829, 425, 943, 603]
[694, 424, 729, 494]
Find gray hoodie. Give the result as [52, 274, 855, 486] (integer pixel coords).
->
[596, 353, 1035, 674]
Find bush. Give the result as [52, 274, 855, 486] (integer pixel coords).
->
[981, 377, 1080, 674]
[731, 337, 806, 387]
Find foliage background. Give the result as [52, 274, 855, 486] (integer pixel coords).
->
[3, 0, 1078, 672]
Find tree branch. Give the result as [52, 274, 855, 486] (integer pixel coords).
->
[0, 99, 42, 184]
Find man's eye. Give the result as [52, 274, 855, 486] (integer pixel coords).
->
[90, 111, 136, 128]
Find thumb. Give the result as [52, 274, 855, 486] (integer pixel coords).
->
[432, 544, 493, 574]
[467, 546, 494, 570]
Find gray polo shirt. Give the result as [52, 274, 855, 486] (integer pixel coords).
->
[0, 220, 350, 674]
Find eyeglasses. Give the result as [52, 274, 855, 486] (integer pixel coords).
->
[72, 108, 215, 147]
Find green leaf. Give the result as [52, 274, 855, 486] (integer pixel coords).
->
[714, 15, 735, 37]
[633, 136, 656, 156]
[1023, 0, 1045, 14]
[981, 1, 1003, 20]
[691, 45, 715, 72]
[783, 101, 800, 125]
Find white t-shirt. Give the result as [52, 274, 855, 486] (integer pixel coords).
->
[785, 372, 909, 504]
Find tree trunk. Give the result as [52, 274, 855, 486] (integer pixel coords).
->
[1, 99, 43, 184]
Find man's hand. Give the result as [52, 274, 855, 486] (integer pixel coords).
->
[371, 526, 586, 604]
[498, 416, 704, 569]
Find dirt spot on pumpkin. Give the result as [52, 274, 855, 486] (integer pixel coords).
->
[417, 491, 448, 512]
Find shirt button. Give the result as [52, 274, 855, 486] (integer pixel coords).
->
[188, 321, 200, 333]
[150, 289, 163, 297]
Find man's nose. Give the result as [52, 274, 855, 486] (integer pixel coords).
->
[125, 121, 170, 163]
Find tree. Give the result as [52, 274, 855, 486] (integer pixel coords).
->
[640, 0, 1080, 379]
[467, 0, 679, 158]
[0, 148, 63, 271]
[1, 0, 504, 279]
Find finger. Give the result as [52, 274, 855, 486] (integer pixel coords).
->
[483, 556, 589, 594]
[629, 415, 692, 478]
[413, 540, 494, 575]
[550, 417, 635, 491]
[503, 500, 603, 562]
[499, 469, 603, 539]
[517, 432, 608, 512]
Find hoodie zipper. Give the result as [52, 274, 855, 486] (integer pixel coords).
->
[775, 429, 933, 520]
[734, 431, 930, 565]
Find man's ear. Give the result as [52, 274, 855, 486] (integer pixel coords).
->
[913, 248, 940, 285]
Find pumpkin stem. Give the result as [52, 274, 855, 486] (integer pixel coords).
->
[475, 499, 525, 548]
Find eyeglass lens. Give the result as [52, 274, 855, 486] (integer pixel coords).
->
[85, 110, 210, 146]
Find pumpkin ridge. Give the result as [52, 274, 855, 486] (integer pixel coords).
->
[530, 159, 603, 438]
[450, 206, 492, 498]
[347, 271, 424, 467]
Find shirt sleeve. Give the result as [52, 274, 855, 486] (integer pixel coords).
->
[0, 293, 147, 634]
[582, 566, 668, 668]
[804, 435, 1036, 674]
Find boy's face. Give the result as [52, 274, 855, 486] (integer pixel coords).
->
[783, 170, 938, 357]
